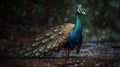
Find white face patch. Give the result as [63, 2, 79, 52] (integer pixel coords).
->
[77, 4, 82, 8]
[76, 3, 86, 15]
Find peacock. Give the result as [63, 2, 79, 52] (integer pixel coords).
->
[3, 3, 86, 58]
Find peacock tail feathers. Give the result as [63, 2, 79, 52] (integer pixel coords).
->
[17, 23, 75, 58]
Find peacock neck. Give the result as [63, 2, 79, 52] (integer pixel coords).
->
[74, 14, 82, 31]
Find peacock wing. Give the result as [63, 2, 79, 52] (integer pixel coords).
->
[18, 23, 74, 58]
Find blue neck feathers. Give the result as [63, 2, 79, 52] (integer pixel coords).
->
[70, 14, 82, 36]
[74, 14, 82, 31]
[69, 14, 82, 44]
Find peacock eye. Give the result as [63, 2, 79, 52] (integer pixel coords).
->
[45, 49, 48, 52]
[54, 29, 58, 32]
[45, 33, 50, 36]
[58, 31, 62, 35]
[41, 40, 45, 43]
[32, 43, 36, 47]
[47, 46, 50, 49]
[58, 41, 61, 43]
[35, 52, 40, 56]
[39, 49, 42, 52]
[62, 36, 65, 39]
[35, 36, 43, 41]
[50, 35, 54, 39]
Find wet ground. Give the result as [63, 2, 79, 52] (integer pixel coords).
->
[54, 43, 120, 58]
[0, 42, 120, 67]
[0, 57, 120, 67]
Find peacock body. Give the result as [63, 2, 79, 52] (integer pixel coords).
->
[3, 3, 86, 58]
[19, 23, 75, 57]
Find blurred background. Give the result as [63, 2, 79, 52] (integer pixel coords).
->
[0, 0, 120, 54]
[0, 0, 120, 67]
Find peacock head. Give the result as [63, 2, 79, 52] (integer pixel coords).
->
[76, 2, 86, 15]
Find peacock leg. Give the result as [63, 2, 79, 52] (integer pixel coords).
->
[68, 48, 70, 57]
[76, 43, 82, 54]
[76, 45, 80, 54]
[65, 48, 67, 57]
[64, 48, 69, 57]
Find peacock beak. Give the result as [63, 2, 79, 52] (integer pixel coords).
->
[77, 10, 86, 15]
[77, 8, 86, 15]
[81, 11, 86, 15]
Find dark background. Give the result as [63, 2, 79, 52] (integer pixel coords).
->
[0, 0, 120, 50]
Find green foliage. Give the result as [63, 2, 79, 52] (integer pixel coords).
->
[75, 0, 120, 38]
